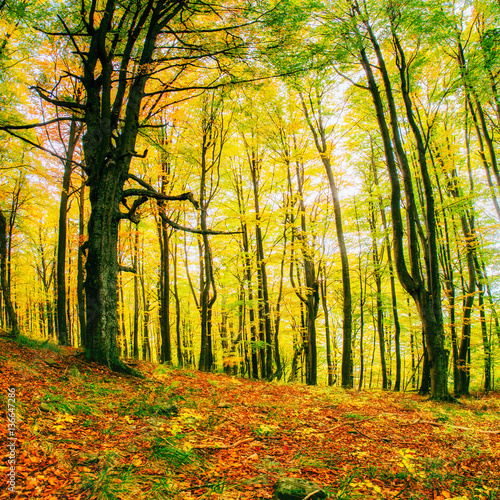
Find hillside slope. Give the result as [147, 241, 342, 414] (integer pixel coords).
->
[0, 335, 499, 499]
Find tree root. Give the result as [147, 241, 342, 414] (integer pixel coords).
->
[109, 358, 144, 378]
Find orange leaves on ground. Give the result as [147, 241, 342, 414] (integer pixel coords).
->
[1, 336, 500, 499]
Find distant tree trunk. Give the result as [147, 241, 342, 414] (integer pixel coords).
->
[77, 180, 87, 347]
[0, 209, 19, 336]
[357, 270, 365, 392]
[368, 200, 388, 390]
[197, 145, 214, 371]
[172, 238, 183, 367]
[271, 198, 287, 381]
[118, 271, 128, 358]
[370, 150, 402, 391]
[158, 212, 172, 364]
[248, 148, 273, 379]
[198, 226, 216, 372]
[300, 92, 352, 388]
[140, 258, 151, 361]
[7, 181, 21, 310]
[354, 202, 366, 391]
[157, 151, 173, 364]
[197, 92, 227, 372]
[220, 299, 231, 374]
[132, 227, 140, 359]
[291, 160, 319, 386]
[56, 120, 80, 346]
[475, 266, 491, 392]
[234, 169, 259, 378]
[320, 263, 334, 386]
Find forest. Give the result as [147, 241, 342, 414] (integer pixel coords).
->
[1, 0, 500, 402]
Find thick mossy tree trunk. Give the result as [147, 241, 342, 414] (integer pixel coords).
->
[84, 164, 126, 369]
[35, 0, 192, 373]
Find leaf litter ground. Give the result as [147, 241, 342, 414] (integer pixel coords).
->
[0, 336, 499, 499]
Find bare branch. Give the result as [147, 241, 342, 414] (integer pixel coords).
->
[30, 86, 85, 110]
[159, 211, 241, 235]
[119, 265, 137, 273]
[0, 117, 82, 130]
[0, 128, 85, 169]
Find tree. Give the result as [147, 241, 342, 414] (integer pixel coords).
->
[331, 0, 450, 398]
[0, 208, 19, 336]
[9, 0, 248, 372]
[56, 119, 82, 346]
[300, 83, 353, 388]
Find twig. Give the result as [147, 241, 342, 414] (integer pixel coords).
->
[193, 436, 254, 449]
[303, 490, 322, 500]
[348, 428, 379, 441]
[317, 416, 376, 434]
[316, 423, 343, 433]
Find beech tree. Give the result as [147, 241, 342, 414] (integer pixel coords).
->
[299, 83, 353, 388]
[2, 0, 253, 372]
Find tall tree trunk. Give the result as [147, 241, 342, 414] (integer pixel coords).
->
[140, 257, 151, 361]
[320, 263, 334, 386]
[56, 120, 80, 346]
[132, 227, 140, 359]
[356, 6, 449, 398]
[0, 209, 19, 336]
[475, 266, 491, 392]
[197, 142, 214, 373]
[371, 150, 402, 391]
[159, 214, 172, 364]
[235, 170, 259, 378]
[368, 201, 388, 390]
[271, 199, 287, 381]
[248, 149, 273, 379]
[172, 237, 183, 367]
[77, 180, 87, 347]
[300, 93, 352, 388]
[293, 160, 319, 386]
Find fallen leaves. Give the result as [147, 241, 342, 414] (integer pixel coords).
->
[0, 336, 499, 499]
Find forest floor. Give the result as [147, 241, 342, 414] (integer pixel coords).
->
[0, 335, 499, 500]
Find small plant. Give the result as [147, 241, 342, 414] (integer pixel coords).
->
[150, 435, 197, 469]
[209, 477, 226, 495]
[120, 384, 183, 418]
[81, 455, 136, 500]
[42, 391, 97, 415]
[334, 468, 362, 499]
[252, 423, 279, 437]
[343, 412, 365, 421]
[15, 334, 60, 353]
[150, 476, 179, 499]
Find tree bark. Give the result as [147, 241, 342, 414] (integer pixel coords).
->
[248, 148, 273, 379]
[56, 120, 80, 346]
[77, 180, 87, 348]
[354, 5, 449, 398]
[159, 211, 172, 364]
[300, 91, 352, 388]
[0, 209, 19, 336]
